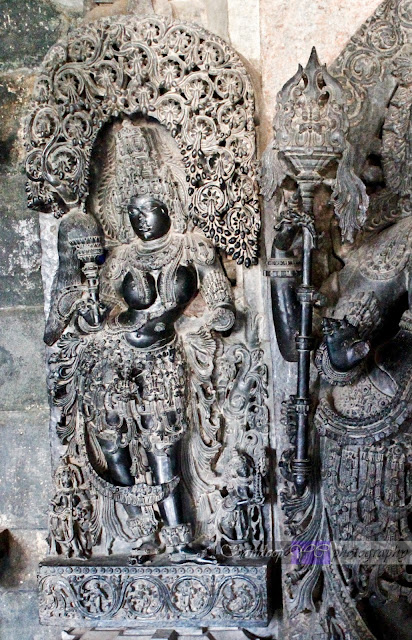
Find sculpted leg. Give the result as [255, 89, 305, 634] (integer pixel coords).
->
[146, 442, 184, 527]
[147, 443, 215, 564]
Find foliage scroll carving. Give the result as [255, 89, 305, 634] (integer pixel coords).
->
[24, 15, 260, 266]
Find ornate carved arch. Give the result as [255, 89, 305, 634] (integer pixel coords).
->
[24, 15, 260, 266]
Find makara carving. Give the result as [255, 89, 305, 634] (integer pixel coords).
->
[25, 15, 269, 630]
[264, 38, 412, 640]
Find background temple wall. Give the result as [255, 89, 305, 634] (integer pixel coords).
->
[0, 1, 382, 638]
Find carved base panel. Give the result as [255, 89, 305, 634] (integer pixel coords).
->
[38, 558, 270, 629]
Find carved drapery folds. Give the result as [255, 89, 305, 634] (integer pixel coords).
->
[24, 15, 259, 266]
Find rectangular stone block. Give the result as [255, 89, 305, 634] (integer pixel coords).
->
[0, 307, 47, 411]
[0, 173, 43, 308]
[0, 408, 52, 530]
[38, 559, 270, 629]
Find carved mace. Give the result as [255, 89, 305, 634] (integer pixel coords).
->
[263, 48, 367, 495]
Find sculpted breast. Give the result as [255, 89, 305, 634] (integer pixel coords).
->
[122, 270, 157, 310]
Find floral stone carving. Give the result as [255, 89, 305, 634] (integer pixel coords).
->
[38, 560, 269, 627]
[24, 15, 260, 266]
[25, 13, 270, 632]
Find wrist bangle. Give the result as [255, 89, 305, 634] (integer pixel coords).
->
[315, 342, 363, 386]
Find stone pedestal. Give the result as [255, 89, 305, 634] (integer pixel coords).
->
[38, 558, 270, 630]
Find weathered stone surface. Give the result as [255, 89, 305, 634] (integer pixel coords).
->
[0, 307, 47, 410]
[227, 0, 260, 69]
[0, 173, 43, 308]
[127, 0, 155, 13]
[85, 0, 129, 21]
[0, 589, 61, 640]
[80, 631, 121, 640]
[0, 408, 51, 530]
[0, 72, 34, 166]
[52, 0, 85, 12]
[39, 213, 60, 317]
[0, 528, 48, 590]
[207, 632, 250, 640]
[204, 0, 228, 41]
[151, 0, 173, 18]
[0, 0, 62, 71]
[169, 0, 207, 25]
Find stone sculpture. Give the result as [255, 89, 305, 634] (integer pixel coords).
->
[45, 178, 235, 564]
[25, 14, 270, 630]
[263, 41, 412, 640]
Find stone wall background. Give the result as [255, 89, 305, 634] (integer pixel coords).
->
[0, 1, 382, 638]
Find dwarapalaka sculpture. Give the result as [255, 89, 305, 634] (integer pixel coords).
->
[264, 45, 412, 640]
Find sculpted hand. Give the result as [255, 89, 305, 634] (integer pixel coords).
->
[273, 221, 301, 252]
[77, 299, 106, 330]
[323, 317, 370, 372]
[273, 208, 315, 253]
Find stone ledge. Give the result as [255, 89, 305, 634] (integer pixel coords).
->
[39, 558, 270, 629]
[62, 628, 253, 639]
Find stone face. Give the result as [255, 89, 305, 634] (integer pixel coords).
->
[0, 173, 43, 308]
[0, 408, 51, 531]
[0, 0, 62, 71]
[0, 307, 47, 410]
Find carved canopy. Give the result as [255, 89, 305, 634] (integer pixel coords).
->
[24, 15, 260, 266]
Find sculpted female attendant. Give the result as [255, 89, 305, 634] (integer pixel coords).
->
[44, 191, 235, 564]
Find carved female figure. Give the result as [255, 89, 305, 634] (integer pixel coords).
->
[46, 192, 235, 563]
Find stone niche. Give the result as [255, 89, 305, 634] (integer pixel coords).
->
[24, 12, 273, 635]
